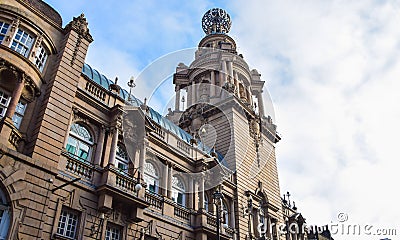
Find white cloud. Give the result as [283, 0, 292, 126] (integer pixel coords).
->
[231, 0, 400, 239]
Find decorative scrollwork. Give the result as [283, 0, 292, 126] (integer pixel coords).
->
[202, 8, 232, 35]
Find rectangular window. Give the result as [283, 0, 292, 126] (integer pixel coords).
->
[10, 29, 34, 57]
[105, 224, 122, 240]
[34, 45, 48, 72]
[0, 21, 9, 43]
[56, 209, 79, 239]
[0, 89, 25, 129]
[0, 91, 10, 118]
[12, 101, 26, 129]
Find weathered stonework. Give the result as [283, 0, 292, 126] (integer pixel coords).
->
[0, 2, 304, 240]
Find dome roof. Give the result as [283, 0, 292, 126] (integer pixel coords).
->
[19, 0, 62, 26]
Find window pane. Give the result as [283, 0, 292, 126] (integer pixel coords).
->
[177, 193, 183, 204]
[10, 28, 34, 57]
[11, 115, 22, 129]
[57, 209, 78, 238]
[34, 45, 48, 72]
[66, 137, 77, 155]
[70, 123, 92, 142]
[106, 225, 121, 240]
[78, 142, 90, 160]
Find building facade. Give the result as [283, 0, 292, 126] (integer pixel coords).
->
[0, 1, 302, 240]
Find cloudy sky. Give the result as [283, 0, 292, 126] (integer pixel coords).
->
[46, 0, 400, 239]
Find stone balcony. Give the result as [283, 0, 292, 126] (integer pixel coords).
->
[96, 166, 149, 222]
[193, 209, 234, 239]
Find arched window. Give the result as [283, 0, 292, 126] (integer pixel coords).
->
[66, 123, 93, 162]
[0, 188, 10, 239]
[172, 175, 185, 206]
[115, 144, 129, 172]
[143, 161, 159, 194]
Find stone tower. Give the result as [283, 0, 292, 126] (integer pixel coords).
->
[168, 8, 284, 240]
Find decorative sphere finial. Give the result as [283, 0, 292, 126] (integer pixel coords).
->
[202, 8, 232, 35]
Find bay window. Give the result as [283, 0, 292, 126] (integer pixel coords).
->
[0, 21, 9, 43]
[10, 28, 34, 57]
[34, 44, 48, 72]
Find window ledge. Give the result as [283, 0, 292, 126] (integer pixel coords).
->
[52, 233, 76, 240]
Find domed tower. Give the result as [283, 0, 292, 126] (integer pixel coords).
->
[170, 8, 284, 240]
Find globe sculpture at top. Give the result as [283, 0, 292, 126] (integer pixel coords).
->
[202, 8, 232, 35]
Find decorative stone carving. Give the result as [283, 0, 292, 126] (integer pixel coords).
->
[249, 117, 262, 166]
[65, 13, 93, 42]
[202, 8, 232, 35]
[66, 13, 93, 65]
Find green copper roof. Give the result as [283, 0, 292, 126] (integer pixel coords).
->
[82, 63, 224, 162]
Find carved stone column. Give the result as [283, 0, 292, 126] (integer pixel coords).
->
[187, 85, 192, 107]
[193, 180, 199, 210]
[167, 163, 173, 198]
[5, 74, 25, 119]
[228, 61, 234, 84]
[188, 177, 194, 209]
[199, 175, 205, 209]
[93, 126, 105, 166]
[108, 127, 119, 166]
[230, 201, 235, 228]
[234, 71, 240, 97]
[162, 161, 169, 196]
[138, 138, 148, 181]
[210, 70, 217, 97]
[221, 60, 227, 84]
[247, 86, 253, 105]
[257, 91, 265, 117]
[191, 83, 196, 105]
[175, 86, 181, 111]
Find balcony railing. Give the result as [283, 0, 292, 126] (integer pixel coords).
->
[9, 126, 22, 150]
[153, 124, 165, 140]
[115, 172, 137, 192]
[177, 140, 190, 154]
[65, 156, 94, 179]
[174, 204, 191, 221]
[145, 191, 163, 210]
[206, 212, 217, 227]
[85, 81, 107, 102]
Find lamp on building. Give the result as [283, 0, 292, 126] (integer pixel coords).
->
[212, 187, 227, 240]
[127, 76, 136, 103]
[135, 183, 143, 192]
[199, 126, 207, 151]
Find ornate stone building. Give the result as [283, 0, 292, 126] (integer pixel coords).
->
[0, 1, 304, 240]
